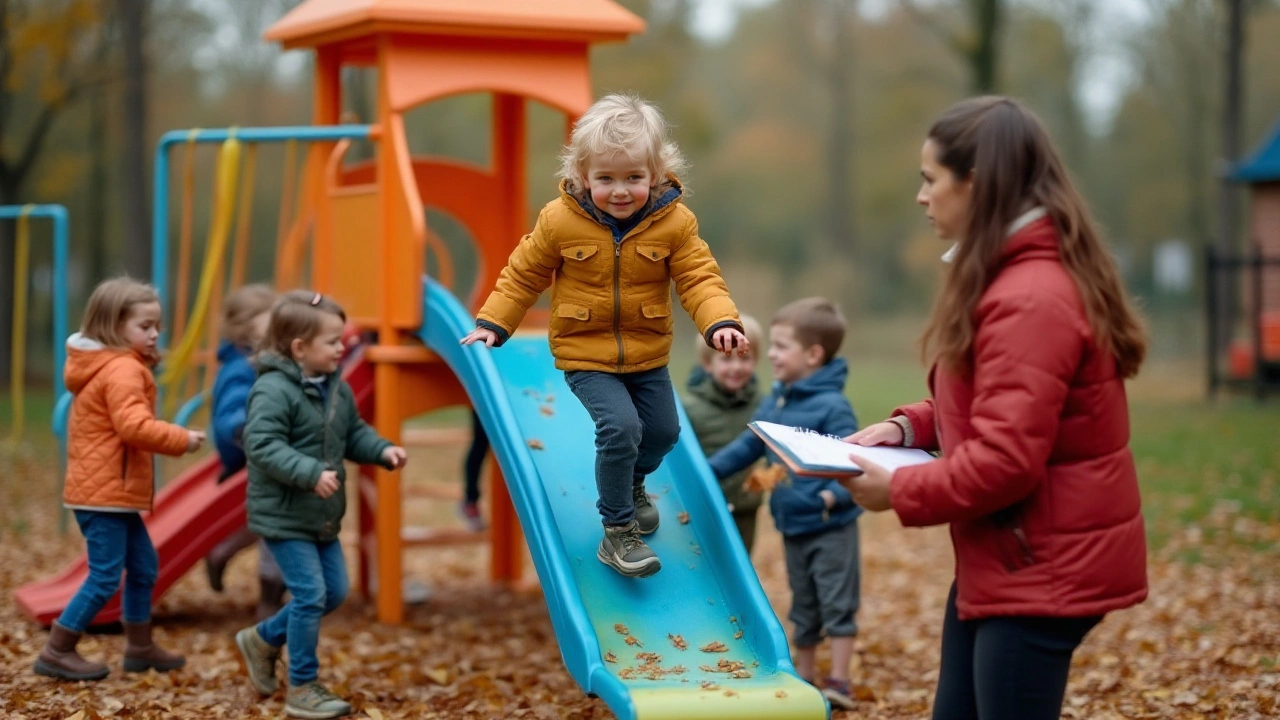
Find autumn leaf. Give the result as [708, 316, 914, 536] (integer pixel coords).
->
[668, 633, 688, 650]
[677, 512, 690, 524]
[604, 651, 617, 663]
[526, 439, 545, 450]
[699, 641, 729, 653]
[614, 623, 629, 635]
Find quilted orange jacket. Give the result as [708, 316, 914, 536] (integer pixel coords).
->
[62, 334, 190, 512]
[476, 180, 741, 373]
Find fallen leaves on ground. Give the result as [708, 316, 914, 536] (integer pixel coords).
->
[2, 442, 1278, 719]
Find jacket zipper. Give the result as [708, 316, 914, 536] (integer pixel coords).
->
[613, 241, 624, 371]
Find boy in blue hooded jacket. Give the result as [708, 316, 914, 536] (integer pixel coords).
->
[709, 297, 861, 710]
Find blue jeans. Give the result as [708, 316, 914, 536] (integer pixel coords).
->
[58, 511, 158, 632]
[256, 539, 348, 686]
[565, 367, 681, 526]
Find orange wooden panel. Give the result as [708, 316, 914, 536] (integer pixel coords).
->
[327, 187, 381, 327]
[384, 38, 592, 117]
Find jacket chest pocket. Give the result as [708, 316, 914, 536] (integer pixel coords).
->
[631, 243, 671, 284]
[559, 243, 608, 286]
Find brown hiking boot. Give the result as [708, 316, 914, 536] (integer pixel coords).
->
[33, 622, 110, 681]
[122, 621, 186, 673]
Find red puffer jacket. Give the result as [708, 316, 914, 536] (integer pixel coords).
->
[890, 215, 1147, 621]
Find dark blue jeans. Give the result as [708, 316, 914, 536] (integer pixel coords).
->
[256, 539, 348, 686]
[58, 510, 158, 632]
[565, 367, 681, 526]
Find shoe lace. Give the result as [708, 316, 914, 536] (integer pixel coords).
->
[301, 682, 341, 704]
[617, 528, 645, 554]
[632, 485, 651, 506]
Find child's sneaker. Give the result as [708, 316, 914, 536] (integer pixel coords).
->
[821, 677, 857, 710]
[597, 520, 661, 577]
[285, 681, 352, 719]
[632, 484, 660, 535]
[457, 501, 486, 532]
[235, 626, 281, 696]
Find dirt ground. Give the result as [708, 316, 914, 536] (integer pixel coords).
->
[1, 439, 1277, 719]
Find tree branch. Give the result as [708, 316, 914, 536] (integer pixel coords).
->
[899, 0, 969, 58]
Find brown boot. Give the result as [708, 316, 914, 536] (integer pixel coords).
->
[255, 576, 286, 622]
[206, 526, 258, 592]
[33, 622, 110, 681]
[122, 621, 186, 673]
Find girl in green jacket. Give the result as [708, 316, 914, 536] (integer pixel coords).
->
[234, 291, 407, 720]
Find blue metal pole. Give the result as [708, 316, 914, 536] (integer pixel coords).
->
[0, 203, 69, 401]
[152, 136, 171, 346]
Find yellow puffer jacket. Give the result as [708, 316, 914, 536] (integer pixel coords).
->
[477, 181, 741, 373]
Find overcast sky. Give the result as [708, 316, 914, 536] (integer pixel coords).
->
[687, 0, 1155, 133]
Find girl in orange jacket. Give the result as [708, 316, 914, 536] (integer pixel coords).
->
[34, 277, 205, 682]
[462, 94, 750, 578]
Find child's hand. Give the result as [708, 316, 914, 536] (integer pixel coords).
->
[819, 489, 837, 509]
[712, 327, 750, 356]
[314, 470, 340, 499]
[382, 446, 408, 469]
[460, 327, 499, 347]
[186, 430, 206, 453]
[844, 422, 905, 447]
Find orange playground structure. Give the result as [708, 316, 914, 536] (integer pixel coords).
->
[263, 0, 646, 623]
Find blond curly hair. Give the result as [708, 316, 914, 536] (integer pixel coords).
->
[557, 93, 689, 196]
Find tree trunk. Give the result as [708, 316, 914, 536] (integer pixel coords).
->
[0, 181, 14, 382]
[824, 0, 856, 256]
[118, 0, 150, 280]
[88, 60, 110, 284]
[1215, 0, 1245, 353]
[969, 0, 1003, 94]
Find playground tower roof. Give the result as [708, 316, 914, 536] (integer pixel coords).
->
[1232, 117, 1280, 184]
[265, 0, 645, 49]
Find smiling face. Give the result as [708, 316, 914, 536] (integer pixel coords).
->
[766, 323, 824, 385]
[586, 149, 653, 221]
[917, 138, 974, 242]
[121, 301, 162, 358]
[290, 313, 346, 377]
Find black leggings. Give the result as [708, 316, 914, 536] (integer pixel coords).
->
[932, 584, 1101, 720]
[463, 409, 489, 504]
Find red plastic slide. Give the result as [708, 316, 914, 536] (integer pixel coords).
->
[14, 350, 375, 627]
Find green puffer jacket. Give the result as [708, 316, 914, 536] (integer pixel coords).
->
[681, 366, 764, 515]
[243, 352, 392, 542]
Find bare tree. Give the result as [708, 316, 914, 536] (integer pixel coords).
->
[0, 0, 108, 378]
[901, 0, 1005, 94]
[116, 0, 148, 278]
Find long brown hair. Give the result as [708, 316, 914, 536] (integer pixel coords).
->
[920, 96, 1147, 378]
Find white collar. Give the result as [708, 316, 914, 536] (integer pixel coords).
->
[941, 206, 1049, 263]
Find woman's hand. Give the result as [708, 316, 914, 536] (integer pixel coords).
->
[838, 456, 894, 512]
[460, 327, 499, 347]
[844, 421, 904, 448]
[712, 327, 750, 356]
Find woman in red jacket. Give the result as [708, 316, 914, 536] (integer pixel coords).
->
[842, 96, 1148, 720]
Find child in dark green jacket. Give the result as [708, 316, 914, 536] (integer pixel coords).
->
[234, 291, 407, 720]
[682, 314, 765, 555]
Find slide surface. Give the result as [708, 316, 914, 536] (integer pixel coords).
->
[420, 279, 828, 720]
[14, 353, 375, 627]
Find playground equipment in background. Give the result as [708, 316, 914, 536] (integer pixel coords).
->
[15, 0, 833, 715]
[0, 205, 69, 443]
[1209, 116, 1280, 399]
